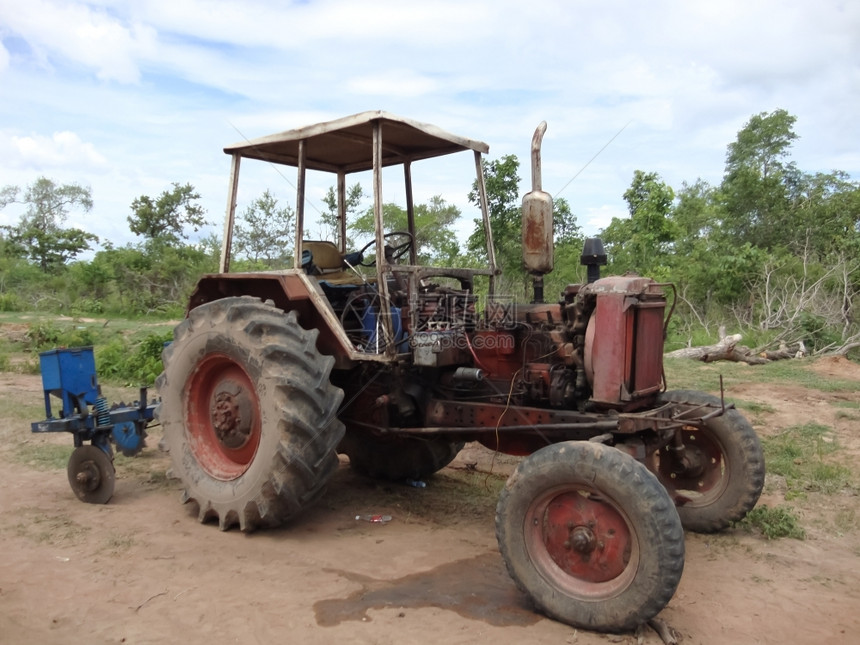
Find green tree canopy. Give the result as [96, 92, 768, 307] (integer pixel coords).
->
[601, 170, 675, 277]
[719, 109, 799, 248]
[352, 195, 462, 265]
[128, 182, 208, 244]
[0, 177, 97, 272]
[467, 154, 522, 271]
[319, 183, 366, 249]
[233, 190, 294, 267]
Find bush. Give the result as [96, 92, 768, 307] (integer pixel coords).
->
[0, 292, 23, 312]
[24, 322, 97, 352]
[96, 331, 171, 386]
[738, 504, 806, 540]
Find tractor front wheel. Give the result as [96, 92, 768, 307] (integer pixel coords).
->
[156, 297, 345, 531]
[496, 441, 684, 632]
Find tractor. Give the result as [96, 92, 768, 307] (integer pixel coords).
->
[156, 111, 765, 632]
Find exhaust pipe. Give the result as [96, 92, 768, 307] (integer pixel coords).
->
[521, 121, 554, 303]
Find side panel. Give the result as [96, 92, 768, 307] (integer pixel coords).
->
[584, 276, 666, 408]
[186, 271, 390, 367]
[588, 293, 631, 405]
[631, 303, 665, 397]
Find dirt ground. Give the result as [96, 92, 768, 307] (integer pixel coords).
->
[2, 358, 860, 645]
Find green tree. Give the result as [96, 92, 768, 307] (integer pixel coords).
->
[319, 183, 365, 248]
[233, 190, 294, 267]
[789, 170, 860, 258]
[601, 170, 675, 277]
[545, 197, 585, 297]
[128, 182, 208, 243]
[467, 154, 523, 280]
[352, 195, 462, 264]
[553, 197, 581, 245]
[0, 177, 97, 272]
[720, 109, 798, 248]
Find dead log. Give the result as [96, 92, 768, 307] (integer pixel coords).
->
[666, 335, 803, 365]
[664, 334, 742, 361]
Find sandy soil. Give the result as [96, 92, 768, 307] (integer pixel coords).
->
[2, 358, 860, 645]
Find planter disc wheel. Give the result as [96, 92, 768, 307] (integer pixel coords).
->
[651, 390, 765, 533]
[67, 445, 115, 504]
[496, 441, 684, 632]
[156, 297, 345, 531]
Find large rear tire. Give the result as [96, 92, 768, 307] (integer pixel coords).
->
[339, 431, 463, 481]
[496, 441, 684, 632]
[156, 297, 345, 531]
[652, 390, 765, 533]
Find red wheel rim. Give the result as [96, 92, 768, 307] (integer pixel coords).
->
[656, 426, 727, 506]
[525, 485, 638, 599]
[184, 353, 261, 480]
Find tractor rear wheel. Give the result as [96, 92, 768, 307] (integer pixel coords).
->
[339, 431, 463, 481]
[652, 390, 765, 533]
[496, 441, 684, 632]
[156, 297, 345, 530]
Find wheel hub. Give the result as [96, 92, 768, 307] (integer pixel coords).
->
[541, 491, 631, 583]
[658, 428, 725, 497]
[186, 354, 263, 481]
[568, 525, 597, 554]
[75, 461, 101, 491]
[210, 380, 253, 449]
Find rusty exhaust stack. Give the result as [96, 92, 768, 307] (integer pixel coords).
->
[521, 121, 554, 303]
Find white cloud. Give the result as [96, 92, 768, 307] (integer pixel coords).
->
[0, 0, 858, 247]
[347, 70, 439, 97]
[0, 0, 156, 82]
[1, 131, 107, 171]
[583, 204, 627, 235]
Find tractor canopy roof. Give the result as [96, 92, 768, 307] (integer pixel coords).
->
[223, 110, 490, 174]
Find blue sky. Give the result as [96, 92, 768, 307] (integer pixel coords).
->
[1, 0, 858, 251]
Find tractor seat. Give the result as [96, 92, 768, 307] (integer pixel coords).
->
[301, 240, 372, 285]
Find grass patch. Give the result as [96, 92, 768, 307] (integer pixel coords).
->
[737, 504, 806, 540]
[833, 401, 860, 409]
[835, 410, 860, 421]
[763, 423, 853, 496]
[98, 531, 139, 554]
[664, 356, 860, 395]
[734, 400, 777, 415]
[834, 509, 858, 535]
[0, 397, 45, 425]
[14, 442, 72, 470]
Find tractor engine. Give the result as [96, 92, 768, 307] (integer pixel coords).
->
[561, 272, 668, 410]
[460, 268, 668, 414]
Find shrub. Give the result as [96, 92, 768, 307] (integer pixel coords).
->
[96, 331, 171, 386]
[738, 505, 806, 540]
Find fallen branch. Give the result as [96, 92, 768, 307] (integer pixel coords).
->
[664, 334, 742, 361]
[665, 335, 806, 365]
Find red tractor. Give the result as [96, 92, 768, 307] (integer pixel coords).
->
[157, 111, 764, 632]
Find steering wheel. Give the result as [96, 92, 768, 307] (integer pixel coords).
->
[357, 231, 414, 267]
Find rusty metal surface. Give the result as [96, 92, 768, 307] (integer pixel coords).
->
[522, 121, 553, 276]
[223, 111, 489, 173]
[583, 276, 666, 408]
